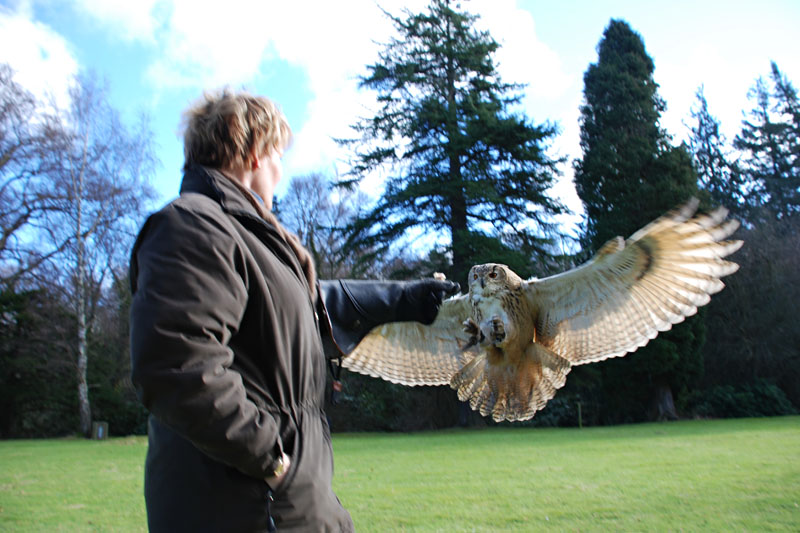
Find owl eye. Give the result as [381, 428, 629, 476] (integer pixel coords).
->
[489, 271, 497, 279]
[473, 273, 478, 280]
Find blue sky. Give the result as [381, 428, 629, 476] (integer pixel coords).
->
[1, 0, 798, 228]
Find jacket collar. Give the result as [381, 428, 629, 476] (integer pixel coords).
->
[179, 163, 265, 219]
[178, 164, 318, 302]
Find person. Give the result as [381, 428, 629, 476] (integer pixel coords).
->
[128, 89, 459, 532]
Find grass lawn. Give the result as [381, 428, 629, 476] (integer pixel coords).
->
[1, 417, 798, 532]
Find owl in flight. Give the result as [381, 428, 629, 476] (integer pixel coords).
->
[343, 199, 742, 422]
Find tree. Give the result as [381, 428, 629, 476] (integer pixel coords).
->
[574, 20, 696, 246]
[695, 64, 800, 413]
[0, 286, 77, 437]
[734, 62, 800, 221]
[688, 86, 749, 218]
[0, 65, 155, 436]
[0, 68, 154, 435]
[700, 214, 800, 410]
[87, 271, 148, 436]
[0, 64, 71, 286]
[574, 19, 703, 422]
[341, 0, 566, 284]
[276, 172, 376, 279]
[49, 73, 155, 436]
[0, 271, 148, 438]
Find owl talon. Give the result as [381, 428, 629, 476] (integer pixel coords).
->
[462, 318, 479, 335]
[491, 316, 505, 345]
[462, 318, 484, 350]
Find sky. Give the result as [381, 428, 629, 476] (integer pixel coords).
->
[1, 0, 799, 234]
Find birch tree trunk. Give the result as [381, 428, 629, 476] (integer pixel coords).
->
[1, 66, 155, 436]
[32, 72, 155, 437]
[74, 142, 91, 436]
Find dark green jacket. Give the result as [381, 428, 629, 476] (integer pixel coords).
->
[130, 165, 357, 532]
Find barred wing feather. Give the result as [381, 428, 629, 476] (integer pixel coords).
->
[526, 199, 742, 366]
[342, 294, 472, 385]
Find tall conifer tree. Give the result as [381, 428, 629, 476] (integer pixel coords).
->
[688, 86, 748, 218]
[341, 0, 565, 283]
[574, 20, 702, 422]
[734, 62, 800, 221]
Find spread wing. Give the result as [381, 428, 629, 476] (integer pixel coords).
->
[525, 199, 742, 366]
[342, 294, 472, 385]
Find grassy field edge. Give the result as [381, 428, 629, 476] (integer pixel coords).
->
[1, 416, 798, 531]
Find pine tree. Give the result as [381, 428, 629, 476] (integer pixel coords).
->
[734, 62, 800, 221]
[341, 0, 565, 284]
[574, 19, 702, 423]
[688, 86, 748, 218]
[575, 20, 696, 247]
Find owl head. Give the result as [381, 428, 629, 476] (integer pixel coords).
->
[468, 263, 523, 293]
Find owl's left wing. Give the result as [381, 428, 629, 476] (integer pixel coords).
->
[342, 294, 472, 385]
[524, 199, 742, 366]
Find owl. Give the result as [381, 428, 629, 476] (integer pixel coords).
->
[343, 199, 743, 422]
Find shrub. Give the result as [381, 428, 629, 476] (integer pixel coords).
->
[688, 381, 797, 418]
[90, 383, 148, 436]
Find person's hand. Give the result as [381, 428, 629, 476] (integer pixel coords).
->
[398, 278, 461, 324]
[265, 452, 291, 489]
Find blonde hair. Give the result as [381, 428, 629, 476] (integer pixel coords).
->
[181, 89, 291, 171]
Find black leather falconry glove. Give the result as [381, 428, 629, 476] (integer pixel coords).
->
[396, 278, 461, 325]
[318, 279, 461, 357]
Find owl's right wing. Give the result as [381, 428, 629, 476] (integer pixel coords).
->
[342, 294, 473, 385]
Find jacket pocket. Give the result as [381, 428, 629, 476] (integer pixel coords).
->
[265, 412, 299, 497]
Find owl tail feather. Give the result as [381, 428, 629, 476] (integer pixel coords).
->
[450, 345, 572, 422]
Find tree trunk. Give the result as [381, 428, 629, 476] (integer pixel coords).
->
[649, 384, 678, 421]
[75, 138, 91, 437]
[77, 318, 91, 436]
[76, 226, 92, 436]
[444, 13, 469, 285]
[449, 195, 468, 284]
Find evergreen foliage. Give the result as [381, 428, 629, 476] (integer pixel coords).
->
[574, 19, 695, 246]
[688, 86, 749, 218]
[573, 19, 703, 423]
[341, 0, 566, 283]
[0, 280, 147, 437]
[3, 20, 800, 435]
[688, 381, 797, 419]
[700, 213, 800, 408]
[734, 62, 800, 222]
[687, 65, 800, 415]
[0, 289, 77, 436]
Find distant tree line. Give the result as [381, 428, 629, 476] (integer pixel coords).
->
[0, 64, 155, 437]
[281, 7, 799, 431]
[564, 20, 798, 426]
[1, 1, 797, 437]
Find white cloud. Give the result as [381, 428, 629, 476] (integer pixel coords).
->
[269, 0, 428, 193]
[277, 0, 572, 199]
[74, 0, 163, 43]
[36, 0, 579, 209]
[0, 7, 78, 107]
[469, 1, 581, 219]
[145, 0, 279, 89]
[49, 0, 569, 190]
[472, 0, 571, 101]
